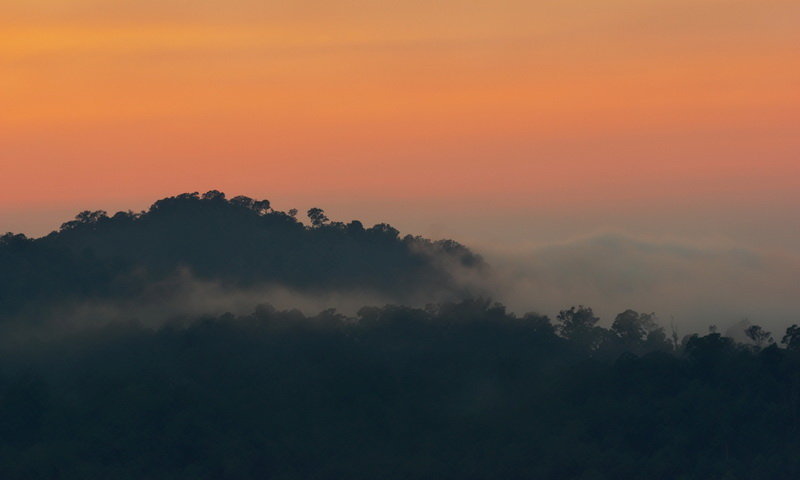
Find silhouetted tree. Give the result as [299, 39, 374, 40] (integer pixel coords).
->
[745, 325, 773, 348]
[612, 310, 653, 342]
[307, 207, 329, 227]
[610, 310, 671, 354]
[60, 210, 108, 230]
[557, 305, 605, 349]
[231, 195, 271, 214]
[201, 189, 225, 201]
[783, 325, 800, 351]
[230, 195, 255, 209]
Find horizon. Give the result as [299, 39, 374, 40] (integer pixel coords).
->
[4, 189, 799, 337]
[2, 2, 800, 477]
[2, 1, 798, 255]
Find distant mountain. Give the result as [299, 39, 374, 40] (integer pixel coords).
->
[0, 191, 486, 317]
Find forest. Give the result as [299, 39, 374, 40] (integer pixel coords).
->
[0, 190, 484, 319]
[1, 192, 799, 479]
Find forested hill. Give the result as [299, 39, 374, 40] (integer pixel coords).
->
[0, 191, 485, 316]
[0, 301, 799, 479]
[3, 192, 800, 478]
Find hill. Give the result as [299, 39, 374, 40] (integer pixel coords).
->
[0, 191, 485, 318]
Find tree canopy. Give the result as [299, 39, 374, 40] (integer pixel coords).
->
[1, 191, 798, 478]
[0, 302, 797, 479]
[0, 191, 485, 318]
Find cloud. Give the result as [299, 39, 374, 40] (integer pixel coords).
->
[483, 234, 800, 335]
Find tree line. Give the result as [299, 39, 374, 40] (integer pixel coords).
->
[2, 191, 799, 478]
[0, 191, 484, 318]
[0, 299, 798, 479]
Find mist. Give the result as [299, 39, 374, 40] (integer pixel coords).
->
[3, 191, 800, 479]
[480, 233, 800, 335]
[3, 192, 797, 339]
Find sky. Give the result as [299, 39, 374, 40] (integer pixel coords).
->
[1, 1, 799, 327]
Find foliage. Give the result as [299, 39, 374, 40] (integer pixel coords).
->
[0, 191, 485, 317]
[1, 192, 798, 478]
[0, 304, 796, 479]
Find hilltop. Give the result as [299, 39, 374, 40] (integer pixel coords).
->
[0, 191, 485, 317]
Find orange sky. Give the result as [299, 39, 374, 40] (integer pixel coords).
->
[1, 0, 799, 247]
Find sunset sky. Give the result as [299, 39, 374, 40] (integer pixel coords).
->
[2, 0, 799, 253]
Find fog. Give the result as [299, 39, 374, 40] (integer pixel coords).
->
[481, 233, 800, 335]
[3, 191, 798, 339]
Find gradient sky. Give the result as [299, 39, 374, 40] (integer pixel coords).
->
[1, 1, 799, 253]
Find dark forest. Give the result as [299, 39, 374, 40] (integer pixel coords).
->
[1, 192, 799, 479]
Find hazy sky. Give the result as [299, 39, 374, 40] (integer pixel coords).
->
[1, 1, 799, 331]
[2, 2, 799, 244]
